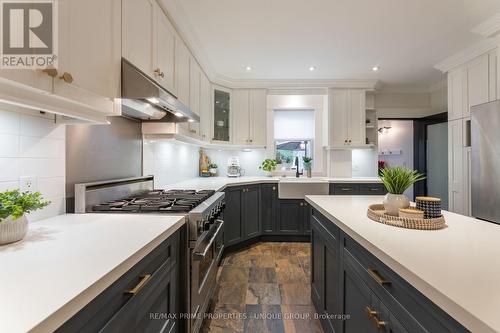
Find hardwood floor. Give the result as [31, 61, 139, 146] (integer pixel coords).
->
[201, 242, 324, 333]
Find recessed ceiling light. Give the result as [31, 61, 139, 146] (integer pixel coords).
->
[245, 66, 252, 71]
[372, 66, 380, 72]
[187, 119, 194, 123]
[309, 66, 316, 71]
[174, 112, 183, 117]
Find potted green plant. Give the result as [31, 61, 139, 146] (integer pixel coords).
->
[259, 159, 278, 176]
[208, 163, 218, 176]
[0, 190, 50, 245]
[380, 167, 426, 216]
[303, 156, 313, 178]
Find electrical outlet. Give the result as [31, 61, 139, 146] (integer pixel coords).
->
[19, 176, 38, 193]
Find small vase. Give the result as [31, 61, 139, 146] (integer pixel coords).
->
[304, 162, 312, 178]
[383, 193, 410, 216]
[0, 215, 28, 245]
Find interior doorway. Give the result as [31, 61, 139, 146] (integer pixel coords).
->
[426, 122, 449, 209]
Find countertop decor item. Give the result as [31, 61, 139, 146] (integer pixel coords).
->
[399, 208, 424, 219]
[380, 166, 426, 216]
[416, 197, 442, 219]
[208, 163, 218, 176]
[303, 156, 313, 178]
[0, 190, 50, 245]
[259, 159, 277, 176]
[367, 204, 445, 230]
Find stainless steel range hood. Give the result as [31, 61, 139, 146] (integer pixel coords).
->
[121, 58, 199, 123]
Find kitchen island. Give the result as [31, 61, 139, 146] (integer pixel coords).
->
[0, 213, 186, 333]
[305, 195, 500, 333]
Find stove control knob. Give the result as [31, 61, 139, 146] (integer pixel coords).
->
[203, 221, 211, 230]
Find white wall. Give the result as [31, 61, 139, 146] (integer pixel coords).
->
[375, 93, 434, 118]
[0, 107, 66, 221]
[352, 149, 378, 177]
[378, 120, 414, 198]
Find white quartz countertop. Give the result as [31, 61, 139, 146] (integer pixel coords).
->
[305, 195, 500, 333]
[0, 213, 186, 333]
[163, 176, 382, 191]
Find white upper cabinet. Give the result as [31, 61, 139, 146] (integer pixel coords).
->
[448, 118, 465, 215]
[55, 0, 120, 114]
[328, 89, 366, 147]
[175, 39, 191, 107]
[122, 0, 154, 77]
[232, 89, 267, 146]
[199, 73, 212, 142]
[489, 50, 497, 102]
[232, 90, 251, 145]
[249, 89, 267, 146]
[447, 66, 467, 121]
[155, 6, 176, 94]
[189, 58, 201, 116]
[466, 54, 489, 117]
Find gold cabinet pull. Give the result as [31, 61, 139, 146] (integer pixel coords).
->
[365, 306, 378, 319]
[124, 274, 151, 295]
[371, 316, 387, 329]
[42, 67, 58, 78]
[154, 68, 165, 78]
[59, 72, 73, 83]
[367, 268, 391, 286]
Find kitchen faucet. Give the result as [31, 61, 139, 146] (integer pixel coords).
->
[295, 156, 303, 178]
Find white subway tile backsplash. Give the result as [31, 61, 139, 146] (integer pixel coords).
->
[20, 114, 65, 139]
[0, 108, 66, 221]
[0, 158, 20, 182]
[0, 109, 20, 134]
[20, 136, 65, 159]
[0, 134, 19, 157]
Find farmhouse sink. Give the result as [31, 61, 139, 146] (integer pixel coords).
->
[278, 177, 329, 199]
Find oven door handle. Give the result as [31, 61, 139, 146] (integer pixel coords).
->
[193, 220, 224, 261]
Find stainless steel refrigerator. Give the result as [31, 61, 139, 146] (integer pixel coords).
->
[471, 100, 500, 224]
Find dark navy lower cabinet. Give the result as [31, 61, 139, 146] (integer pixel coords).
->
[242, 185, 261, 238]
[260, 184, 279, 234]
[223, 186, 243, 246]
[310, 209, 469, 333]
[56, 229, 181, 333]
[278, 199, 310, 235]
[330, 183, 387, 196]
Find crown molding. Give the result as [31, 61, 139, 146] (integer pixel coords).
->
[472, 13, 500, 38]
[434, 38, 497, 73]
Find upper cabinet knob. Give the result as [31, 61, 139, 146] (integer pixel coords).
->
[42, 67, 58, 78]
[154, 68, 165, 78]
[59, 72, 74, 84]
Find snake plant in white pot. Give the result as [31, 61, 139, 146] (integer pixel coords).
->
[0, 190, 50, 245]
[380, 167, 426, 216]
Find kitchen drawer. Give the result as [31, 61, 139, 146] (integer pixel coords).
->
[56, 230, 179, 333]
[311, 208, 339, 241]
[342, 233, 468, 333]
[330, 183, 359, 195]
[358, 183, 387, 195]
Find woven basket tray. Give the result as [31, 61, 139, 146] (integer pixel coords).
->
[367, 204, 446, 230]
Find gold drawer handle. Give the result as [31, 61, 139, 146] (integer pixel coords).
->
[124, 274, 151, 295]
[372, 316, 386, 329]
[341, 188, 351, 191]
[365, 306, 378, 319]
[59, 72, 74, 83]
[42, 67, 58, 77]
[367, 268, 391, 286]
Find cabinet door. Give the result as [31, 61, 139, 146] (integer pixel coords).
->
[348, 89, 366, 146]
[0, 69, 52, 94]
[55, 0, 119, 113]
[324, 240, 340, 333]
[224, 187, 242, 246]
[189, 59, 201, 116]
[343, 265, 379, 333]
[311, 222, 325, 311]
[199, 73, 212, 142]
[155, 7, 176, 94]
[213, 88, 231, 142]
[278, 200, 302, 233]
[489, 51, 497, 102]
[242, 186, 260, 238]
[123, 0, 154, 77]
[466, 54, 490, 117]
[448, 119, 465, 214]
[330, 89, 349, 147]
[447, 66, 467, 120]
[261, 184, 278, 233]
[249, 89, 267, 145]
[302, 201, 311, 233]
[232, 89, 250, 145]
[175, 39, 190, 107]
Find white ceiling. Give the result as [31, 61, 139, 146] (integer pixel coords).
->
[167, 0, 500, 91]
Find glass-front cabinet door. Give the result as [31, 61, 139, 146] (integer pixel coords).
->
[213, 88, 231, 142]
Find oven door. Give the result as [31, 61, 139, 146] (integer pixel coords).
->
[190, 220, 224, 333]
